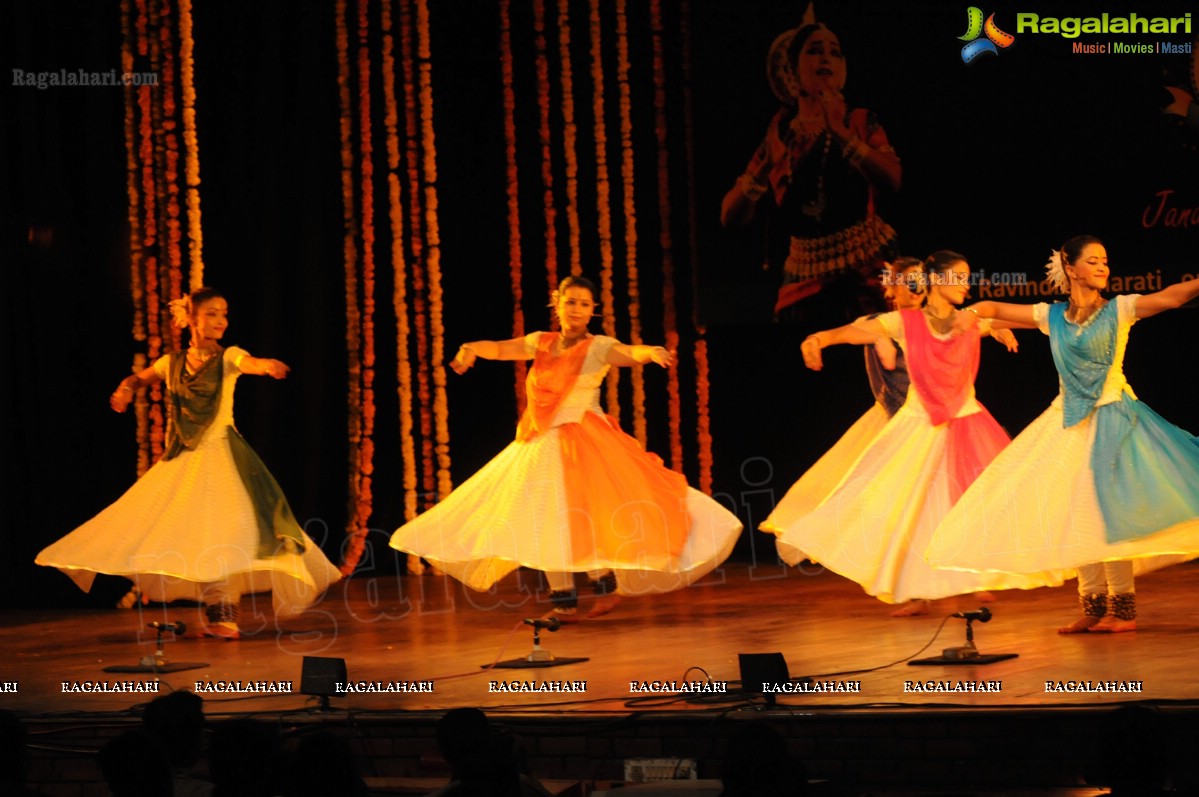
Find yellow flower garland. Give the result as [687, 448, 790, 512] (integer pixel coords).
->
[416, 0, 453, 501]
[178, 0, 203, 287]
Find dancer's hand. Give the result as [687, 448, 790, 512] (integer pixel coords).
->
[110, 384, 135, 413]
[261, 359, 290, 379]
[801, 334, 825, 371]
[990, 328, 1018, 352]
[649, 347, 675, 368]
[450, 345, 477, 374]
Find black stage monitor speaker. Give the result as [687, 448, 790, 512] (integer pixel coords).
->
[301, 656, 347, 707]
[738, 652, 791, 705]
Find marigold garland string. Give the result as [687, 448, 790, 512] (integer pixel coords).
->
[178, 0, 203, 287]
[679, 0, 713, 490]
[380, 0, 419, 543]
[586, 0, 622, 424]
[351, 0, 378, 571]
[135, 0, 166, 463]
[649, 0, 684, 471]
[556, 0, 582, 277]
[334, 0, 365, 573]
[120, 0, 150, 476]
[157, 0, 184, 329]
[614, 0, 646, 445]
[532, 0, 559, 299]
[415, 0, 453, 502]
[499, 0, 528, 410]
[121, 0, 203, 474]
[398, 0, 438, 520]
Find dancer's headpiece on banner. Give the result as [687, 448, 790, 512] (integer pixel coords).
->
[767, 4, 844, 103]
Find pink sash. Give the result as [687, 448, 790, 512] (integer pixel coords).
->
[901, 310, 1009, 502]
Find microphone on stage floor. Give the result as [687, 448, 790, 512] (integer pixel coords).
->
[147, 621, 187, 634]
[523, 617, 562, 632]
[952, 607, 992, 622]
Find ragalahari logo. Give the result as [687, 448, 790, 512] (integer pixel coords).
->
[959, 7, 1015, 63]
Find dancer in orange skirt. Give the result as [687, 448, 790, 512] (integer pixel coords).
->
[389, 276, 742, 621]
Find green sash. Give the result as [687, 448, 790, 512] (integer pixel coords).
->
[226, 428, 306, 557]
[163, 350, 223, 460]
[163, 349, 305, 557]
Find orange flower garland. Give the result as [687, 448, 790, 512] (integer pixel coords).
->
[157, 0, 184, 318]
[649, 0, 684, 471]
[556, 0, 582, 277]
[379, 0, 418, 539]
[134, 0, 166, 463]
[178, 0, 203, 287]
[334, 0, 365, 573]
[415, 0, 453, 501]
[352, 0, 378, 566]
[586, 0, 621, 425]
[499, 0, 528, 411]
[532, 0, 558, 299]
[614, 0, 647, 445]
[120, 0, 151, 476]
[121, 0, 197, 473]
[679, 0, 713, 490]
[398, 0, 438, 516]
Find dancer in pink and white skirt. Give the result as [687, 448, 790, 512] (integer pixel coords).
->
[762, 251, 1042, 614]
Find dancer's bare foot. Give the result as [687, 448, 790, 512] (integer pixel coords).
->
[204, 623, 241, 640]
[1057, 616, 1101, 634]
[586, 594, 622, 619]
[891, 600, 930, 617]
[1087, 615, 1136, 633]
[974, 591, 995, 603]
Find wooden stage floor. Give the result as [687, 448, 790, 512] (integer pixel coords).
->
[4, 560, 1199, 718]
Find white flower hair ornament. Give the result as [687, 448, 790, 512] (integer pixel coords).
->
[168, 296, 192, 329]
[1044, 249, 1070, 294]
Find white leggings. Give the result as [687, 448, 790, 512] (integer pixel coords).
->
[1076, 561, 1134, 596]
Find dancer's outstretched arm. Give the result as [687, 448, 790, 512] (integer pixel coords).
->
[240, 356, 290, 379]
[606, 343, 674, 368]
[801, 317, 888, 371]
[109, 365, 164, 413]
[450, 338, 533, 374]
[1136, 276, 1199, 319]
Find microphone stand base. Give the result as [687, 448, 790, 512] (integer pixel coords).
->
[908, 652, 1019, 666]
[487, 655, 590, 670]
[103, 660, 210, 674]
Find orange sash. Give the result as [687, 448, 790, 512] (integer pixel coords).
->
[515, 333, 592, 442]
